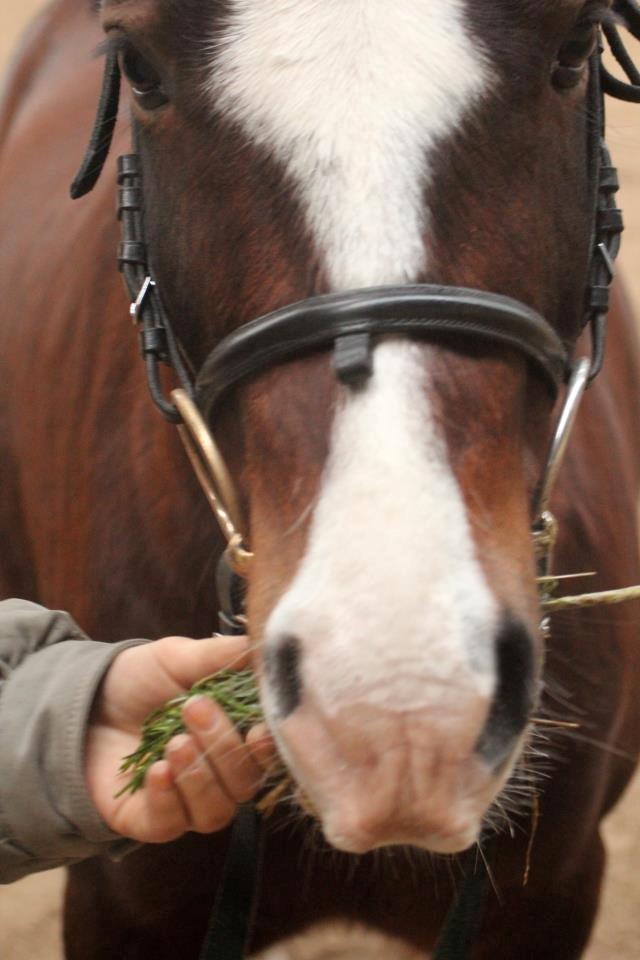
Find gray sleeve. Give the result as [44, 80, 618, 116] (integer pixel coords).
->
[0, 599, 147, 884]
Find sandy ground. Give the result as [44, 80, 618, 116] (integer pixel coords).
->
[1, 4, 639, 959]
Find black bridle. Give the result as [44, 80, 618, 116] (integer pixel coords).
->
[70, 6, 640, 960]
[196, 285, 567, 404]
[71, 6, 640, 423]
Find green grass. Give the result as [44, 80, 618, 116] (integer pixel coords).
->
[116, 669, 263, 797]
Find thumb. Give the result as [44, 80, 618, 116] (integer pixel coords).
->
[150, 635, 253, 691]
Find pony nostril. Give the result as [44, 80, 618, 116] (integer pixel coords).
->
[475, 617, 536, 768]
[265, 634, 303, 718]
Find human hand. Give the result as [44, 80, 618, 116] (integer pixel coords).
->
[85, 635, 274, 844]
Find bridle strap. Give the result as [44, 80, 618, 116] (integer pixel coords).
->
[432, 854, 490, 960]
[68, 14, 640, 423]
[602, 2, 640, 103]
[69, 57, 193, 422]
[116, 152, 195, 422]
[197, 805, 263, 960]
[70, 47, 121, 200]
[195, 285, 569, 415]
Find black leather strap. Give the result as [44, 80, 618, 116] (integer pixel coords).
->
[69, 15, 640, 422]
[334, 332, 373, 386]
[216, 554, 248, 636]
[198, 805, 263, 960]
[117, 151, 195, 422]
[602, 6, 640, 103]
[70, 48, 121, 200]
[433, 859, 490, 960]
[196, 286, 569, 416]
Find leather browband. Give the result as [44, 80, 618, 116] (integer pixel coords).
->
[196, 285, 569, 416]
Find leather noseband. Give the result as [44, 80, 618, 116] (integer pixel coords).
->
[195, 286, 568, 418]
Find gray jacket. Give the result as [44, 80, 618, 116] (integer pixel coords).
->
[0, 599, 143, 883]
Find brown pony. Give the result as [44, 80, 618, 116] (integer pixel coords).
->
[1, 1, 640, 957]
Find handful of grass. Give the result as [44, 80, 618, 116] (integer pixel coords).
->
[116, 669, 265, 797]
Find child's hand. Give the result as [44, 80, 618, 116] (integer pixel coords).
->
[85, 635, 274, 843]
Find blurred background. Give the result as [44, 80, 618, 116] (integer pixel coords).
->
[0, 3, 639, 959]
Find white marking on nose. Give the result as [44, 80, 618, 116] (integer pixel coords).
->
[265, 341, 499, 717]
[211, 2, 498, 716]
[210, 0, 492, 290]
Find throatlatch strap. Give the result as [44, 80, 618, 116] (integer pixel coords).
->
[198, 805, 263, 960]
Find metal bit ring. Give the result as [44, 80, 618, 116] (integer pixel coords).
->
[171, 389, 253, 576]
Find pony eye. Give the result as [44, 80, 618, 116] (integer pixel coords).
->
[119, 46, 169, 110]
[552, 18, 598, 90]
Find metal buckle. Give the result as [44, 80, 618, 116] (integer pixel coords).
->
[171, 389, 253, 577]
[597, 241, 616, 281]
[130, 275, 156, 326]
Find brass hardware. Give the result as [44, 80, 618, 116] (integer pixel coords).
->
[532, 510, 558, 582]
[172, 389, 254, 576]
[531, 358, 590, 581]
[225, 534, 254, 579]
[171, 383, 640, 605]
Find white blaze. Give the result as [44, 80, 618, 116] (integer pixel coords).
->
[210, 0, 491, 291]
[212, 1, 499, 711]
[265, 341, 498, 714]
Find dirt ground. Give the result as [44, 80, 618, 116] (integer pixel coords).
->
[1, 4, 639, 959]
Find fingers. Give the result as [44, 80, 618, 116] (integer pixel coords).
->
[132, 711, 276, 841]
[182, 697, 265, 804]
[165, 735, 237, 834]
[139, 698, 266, 837]
[110, 636, 277, 841]
[134, 761, 190, 843]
